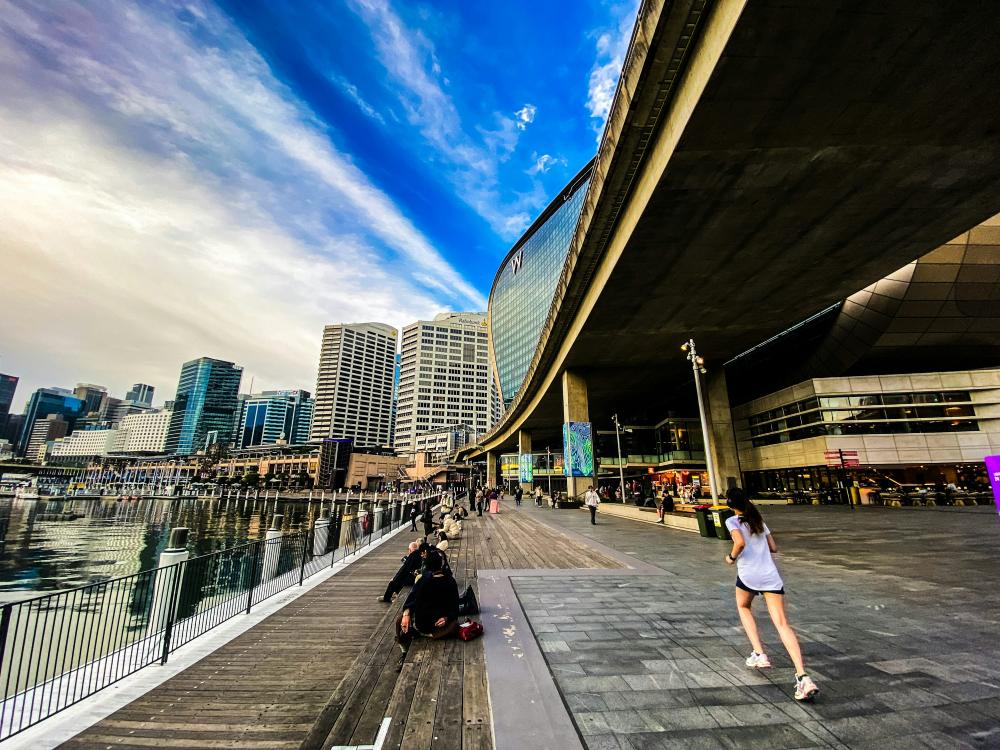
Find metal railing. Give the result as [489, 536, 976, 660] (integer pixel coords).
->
[0, 491, 446, 741]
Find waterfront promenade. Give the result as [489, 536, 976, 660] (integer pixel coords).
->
[49, 500, 1000, 749]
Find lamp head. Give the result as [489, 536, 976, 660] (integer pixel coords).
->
[680, 343, 689, 352]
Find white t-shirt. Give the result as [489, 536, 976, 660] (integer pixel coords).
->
[585, 490, 600, 507]
[725, 516, 783, 592]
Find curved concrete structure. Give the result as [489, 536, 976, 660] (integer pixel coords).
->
[466, 0, 1000, 473]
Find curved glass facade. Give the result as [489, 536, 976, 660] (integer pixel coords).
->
[489, 161, 593, 407]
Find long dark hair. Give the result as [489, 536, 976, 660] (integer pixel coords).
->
[726, 487, 764, 535]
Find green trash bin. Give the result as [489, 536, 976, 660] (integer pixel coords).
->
[694, 507, 716, 538]
[713, 508, 736, 540]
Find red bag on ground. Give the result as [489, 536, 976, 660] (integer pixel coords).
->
[458, 620, 484, 641]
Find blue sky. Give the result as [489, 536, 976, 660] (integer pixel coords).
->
[0, 0, 637, 409]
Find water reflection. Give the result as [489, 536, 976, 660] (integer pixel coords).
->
[0, 495, 322, 602]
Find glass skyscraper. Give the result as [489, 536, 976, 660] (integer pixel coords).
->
[0, 373, 17, 435]
[165, 357, 243, 455]
[489, 160, 594, 407]
[16, 387, 85, 456]
[235, 389, 314, 448]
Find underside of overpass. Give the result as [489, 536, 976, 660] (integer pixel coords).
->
[466, 0, 1000, 464]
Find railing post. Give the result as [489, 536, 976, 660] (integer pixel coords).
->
[298, 529, 310, 586]
[246, 540, 264, 614]
[0, 603, 12, 682]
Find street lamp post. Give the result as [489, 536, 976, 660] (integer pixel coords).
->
[546, 446, 552, 501]
[682, 338, 720, 502]
[613, 413, 627, 503]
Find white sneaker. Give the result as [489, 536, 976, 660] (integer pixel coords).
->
[794, 674, 819, 701]
[745, 651, 772, 669]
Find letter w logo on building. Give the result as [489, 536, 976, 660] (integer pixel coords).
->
[510, 251, 524, 275]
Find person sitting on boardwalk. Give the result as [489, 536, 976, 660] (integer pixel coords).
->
[396, 549, 459, 650]
[377, 541, 424, 603]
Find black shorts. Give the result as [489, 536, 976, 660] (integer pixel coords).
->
[736, 576, 784, 596]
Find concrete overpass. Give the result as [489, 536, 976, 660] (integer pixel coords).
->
[463, 0, 1000, 493]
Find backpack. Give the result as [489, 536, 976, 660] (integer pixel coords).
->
[458, 585, 479, 616]
[458, 620, 484, 641]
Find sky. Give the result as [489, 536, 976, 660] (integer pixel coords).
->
[0, 0, 639, 411]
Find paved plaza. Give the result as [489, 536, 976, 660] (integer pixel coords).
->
[512, 502, 1000, 749]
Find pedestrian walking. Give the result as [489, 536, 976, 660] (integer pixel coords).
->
[534, 486, 543, 507]
[723, 488, 819, 702]
[408, 501, 419, 531]
[515, 486, 523, 506]
[475, 488, 484, 517]
[584, 485, 600, 524]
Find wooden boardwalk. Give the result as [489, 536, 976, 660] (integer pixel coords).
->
[60, 503, 622, 750]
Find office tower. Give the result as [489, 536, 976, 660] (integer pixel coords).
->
[73, 383, 108, 415]
[125, 383, 155, 406]
[25, 414, 70, 461]
[394, 312, 500, 453]
[0, 373, 17, 435]
[310, 323, 397, 448]
[17, 387, 85, 456]
[234, 390, 314, 448]
[117, 410, 172, 453]
[389, 353, 401, 447]
[165, 357, 243, 454]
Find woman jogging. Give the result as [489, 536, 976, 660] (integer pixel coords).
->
[723, 488, 819, 702]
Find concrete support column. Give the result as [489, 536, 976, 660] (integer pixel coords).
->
[518, 430, 533, 494]
[262, 515, 283, 581]
[313, 509, 330, 556]
[705, 370, 742, 494]
[486, 451, 498, 488]
[151, 527, 189, 634]
[562, 370, 595, 499]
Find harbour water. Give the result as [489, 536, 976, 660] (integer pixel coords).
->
[0, 494, 341, 603]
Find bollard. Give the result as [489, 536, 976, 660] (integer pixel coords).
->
[152, 527, 189, 663]
[313, 508, 330, 556]
[262, 514, 283, 581]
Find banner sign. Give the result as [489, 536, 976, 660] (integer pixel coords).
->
[518, 453, 534, 484]
[985, 455, 1000, 517]
[563, 422, 594, 478]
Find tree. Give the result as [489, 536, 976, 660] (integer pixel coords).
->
[242, 470, 260, 488]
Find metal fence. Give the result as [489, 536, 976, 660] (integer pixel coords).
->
[0, 491, 445, 740]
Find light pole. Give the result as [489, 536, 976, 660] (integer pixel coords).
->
[612, 414, 627, 503]
[682, 338, 720, 501]
[546, 446, 552, 500]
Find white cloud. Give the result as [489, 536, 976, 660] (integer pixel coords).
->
[347, 0, 544, 240]
[527, 153, 565, 176]
[0, 1, 482, 409]
[330, 74, 386, 125]
[514, 104, 536, 130]
[587, 2, 641, 141]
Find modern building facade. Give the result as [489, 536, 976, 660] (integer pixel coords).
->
[117, 410, 172, 453]
[234, 390, 313, 448]
[17, 387, 85, 456]
[165, 357, 243, 455]
[25, 414, 70, 461]
[395, 312, 499, 454]
[48, 427, 119, 463]
[0, 373, 17, 435]
[488, 160, 594, 408]
[310, 323, 396, 448]
[125, 383, 155, 406]
[412, 423, 477, 463]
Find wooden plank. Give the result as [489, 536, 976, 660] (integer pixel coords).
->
[379, 661, 421, 750]
[431, 662, 464, 749]
[399, 647, 445, 750]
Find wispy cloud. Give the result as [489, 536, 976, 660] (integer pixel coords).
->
[587, 1, 640, 141]
[527, 153, 566, 176]
[347, 0, 543, 240]
[330, 73, 386, 125]
[0, 0, 483, 407]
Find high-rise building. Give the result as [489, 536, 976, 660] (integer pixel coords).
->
[0, 373, 17, 435]
[25, 414, 70, 461]
[310, 323, 397, 448]
[117, 410, 172, 453]
[394, 312, 500, 453]
[125, 383, 155, 406]
[165, 357, 243, 455]
[73, 383, 108, 415]
[17, 387, 85, 456]
[234, 390, 313, 448]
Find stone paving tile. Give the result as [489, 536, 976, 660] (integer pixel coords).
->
[511, 504, 1000, 749]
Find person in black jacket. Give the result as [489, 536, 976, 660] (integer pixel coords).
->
[377, 541, 423, 603]
[421, 505, 435, 538]
[396, 550, 459, 649]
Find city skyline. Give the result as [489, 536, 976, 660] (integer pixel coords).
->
[0, 0, 638, 412]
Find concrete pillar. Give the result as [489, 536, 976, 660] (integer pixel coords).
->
[518, 430, 533, 494]
[486, 451, 497, 488]
[262, 514, 283, 581]
[562, 370, 595, 498]
[150, 527, 189, 634]
[705, 370, 742, 494]
[313, 509, 330, 556]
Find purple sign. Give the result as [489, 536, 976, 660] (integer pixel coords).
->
[986, 455, 1000, 517]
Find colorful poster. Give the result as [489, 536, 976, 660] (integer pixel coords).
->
[985, 455, 1000, 517]
[563, 422, 594, 478]
[518, 453, 534, 484]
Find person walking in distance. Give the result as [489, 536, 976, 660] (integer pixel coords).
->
[723, 488, 819, 702]
[584, 485, 600, 525]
